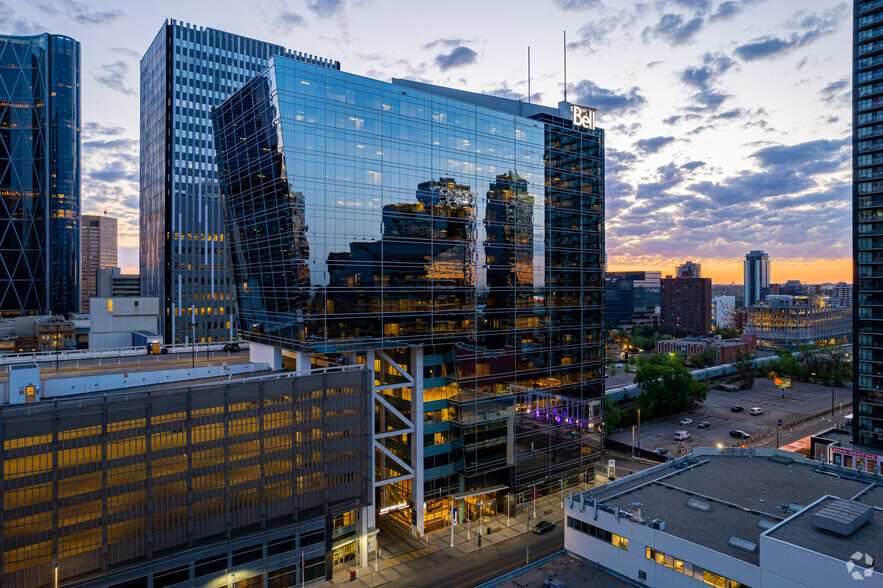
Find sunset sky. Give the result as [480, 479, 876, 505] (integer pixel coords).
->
[2, 0, 853, 284]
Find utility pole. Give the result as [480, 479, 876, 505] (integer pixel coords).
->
[524, 503, 530, 565]
[191, 307, 196, 369]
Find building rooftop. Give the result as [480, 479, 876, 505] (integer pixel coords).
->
[579, 448, 881, 565]
[768, 495, 883, 565]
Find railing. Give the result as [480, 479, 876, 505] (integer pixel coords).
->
[0, 342, 248, 366]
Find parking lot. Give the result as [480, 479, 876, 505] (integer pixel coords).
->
[609, 377, 853, 456]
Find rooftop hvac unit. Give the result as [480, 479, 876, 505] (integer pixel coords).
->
[650, 519, 666, 530]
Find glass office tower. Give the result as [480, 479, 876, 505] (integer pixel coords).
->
[139, 19, 339, 344]
[743, 250, 770, 307]
[855, 0, 883, 448]
[213, 56, 605, 535]
[0, 33, 80, 317]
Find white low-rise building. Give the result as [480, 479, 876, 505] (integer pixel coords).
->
[565, 447, 882, 587]
[711, 295, 735, 329]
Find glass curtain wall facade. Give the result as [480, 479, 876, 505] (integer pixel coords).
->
[0, 33, 80, 317]
[139, 19, 339, 345]
[0, 371, 371, 587]
[213, 57, 604, 520]
[855, 0, 883, 448]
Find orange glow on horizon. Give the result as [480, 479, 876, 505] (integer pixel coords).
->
[607, 257, 852, 285]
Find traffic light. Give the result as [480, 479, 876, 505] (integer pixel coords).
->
[411, 509, 417, 525]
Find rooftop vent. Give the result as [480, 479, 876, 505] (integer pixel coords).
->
[728, 537, 758, 553]
[812, 499, 874, 537]
[650, 519, 666, 530]
[687, 498, 711, 512]
[758, 520, 776, 530]
[788, 503, 805, 514]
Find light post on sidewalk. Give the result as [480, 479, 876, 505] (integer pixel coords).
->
[524, 503, 530, 565]
[467, 502, 471, 541]
[506, 493, 510, 527]
[450, 500, 455, 548]
[560, 478, 563, 508]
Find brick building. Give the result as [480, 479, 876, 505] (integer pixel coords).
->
[660, 276, 712, 337]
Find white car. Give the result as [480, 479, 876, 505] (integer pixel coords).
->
[749, 407, 764, 415]
[674, 430, 691, 440]
[680, 418, 693, 425]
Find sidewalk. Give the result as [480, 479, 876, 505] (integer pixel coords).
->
[325, 489, 578, 586]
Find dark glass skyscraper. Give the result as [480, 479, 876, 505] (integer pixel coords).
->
[0, 33, 80, 317]
[139, 19, 338, 344]
[743, 249, 770, 307]
[213, 56, 605, 535]
[855, 0, 883, 447]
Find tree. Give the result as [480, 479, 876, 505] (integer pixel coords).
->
[716, 327, 738, 340]
[688, 347, 718, 369]
[633, 354, 708, 420]
[604, 396, 623, 434]
[732, 351, 755, 389]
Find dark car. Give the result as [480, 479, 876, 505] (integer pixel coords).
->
[698, 421, 711, 429]
[731, 405, 744, 413]
[532, 521, 555, 534]
[652, 447, 667, 455]
[223, 343, 241, 352]
[729, 430, 750, 439]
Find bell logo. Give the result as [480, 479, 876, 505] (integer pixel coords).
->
[571, 105, 596, 130]
[846, 551, 875, 580]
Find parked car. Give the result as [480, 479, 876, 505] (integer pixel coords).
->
[731, 405, 744, 413]
[749, 407, 764, 415]
[674, 430, 691, 440]
[680, 418, 693, 425]
[698, 421, 711, 429]
[223, 343, 241, 352]
[652, 447, 667, 455]
[729, 430, 750, 439]
[532, 521, 555, 534]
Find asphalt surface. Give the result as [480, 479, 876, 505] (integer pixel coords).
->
[610, 377, 852, 454]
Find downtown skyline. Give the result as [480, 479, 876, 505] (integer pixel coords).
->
[0, 0, 853, 284]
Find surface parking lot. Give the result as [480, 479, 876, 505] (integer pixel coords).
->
[609, 377, 853, 455]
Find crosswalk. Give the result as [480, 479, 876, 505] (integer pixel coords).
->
[383, 544, 439, 566]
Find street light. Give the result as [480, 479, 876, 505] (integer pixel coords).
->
[54, 562, 58, 588]
[524, 502, 530, 565]
[450, 499, 455, 547]
[560, 478, 564, 509]
[506, 493, 510, 527]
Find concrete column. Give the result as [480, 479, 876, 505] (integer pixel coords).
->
[295, 351, 310, 375]
[410, 346, 424, 537]
[249, 342, 282, 370]
[358, 505, 369, 568]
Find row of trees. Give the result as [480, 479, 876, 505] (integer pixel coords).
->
[759, 346, 850, 386]
[605, 353, 708, 433]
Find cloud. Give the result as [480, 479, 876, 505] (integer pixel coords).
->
[818, 77, 850, 108]
[678, 51, 736, 113]
[733, 6, 845, 61]
[83, 122, 125, 137]
[0, 0, 45, 34]
[83, 138, 137, 151]
[635, 136, 676, 154]
[94, 61, 134, 96]
[307, 0, 343, 17]
[487, 83, 542, 103]
[36, 0, 124, 25]
[643, 13, 704, 46]
[710, 0, 763, 22]
[751, 138, 849, 168]
[108, 47, 139, 58]
[570, 80, 647, 118]
[663, 115, 681, 125]
[274, 11, 306, 31]
[553, 0, 601, 8]
[423, 38, 469, 50]
[435, 47, 478, 71]
[674, 0, 711, 12]
[681, 161, 705, 171]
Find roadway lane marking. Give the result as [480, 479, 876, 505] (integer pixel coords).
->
[383, 544, 438, 566]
